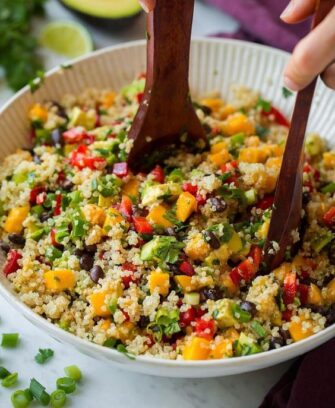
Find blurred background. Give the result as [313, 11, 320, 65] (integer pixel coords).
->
[0, 0, 237, 105]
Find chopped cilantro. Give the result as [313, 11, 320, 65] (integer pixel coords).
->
[35, 348, 54, 364]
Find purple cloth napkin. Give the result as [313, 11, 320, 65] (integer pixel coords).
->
[206, 0, 310, 51]
[259, 338, 335, 408]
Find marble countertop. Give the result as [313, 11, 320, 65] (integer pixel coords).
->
[0, 1, 292, 407]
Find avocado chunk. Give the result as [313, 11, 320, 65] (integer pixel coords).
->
[141, 183, 182, 206]
[211, 299, 238, 328]
[234, 332, 262, 356]
[59, 0, 142, 30]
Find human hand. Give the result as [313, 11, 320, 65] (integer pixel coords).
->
[281, 0, 335, 90]
[138, 0, 156, 13]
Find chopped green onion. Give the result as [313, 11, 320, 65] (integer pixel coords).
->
[64, 365, 82, 382]
[56, 377, 76, 394]
[231, 304, 252, 323]
[50, 389, 67, 408]
[251, 320, 266, 337]
[0, 366, 11, 379]
[256, 97, 271, 113]
[103, 339, 118, 348]
[29, 378, 50, 406]
[35, 348, 54, 364]
[11, 389, 33, 408]
[321, 182, 335, 194]
[1, 333, 19, 348]
[2, 372, 18, 388]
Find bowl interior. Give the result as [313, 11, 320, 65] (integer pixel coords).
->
[0, 39, 334, 377]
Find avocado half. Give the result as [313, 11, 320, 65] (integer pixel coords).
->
[59, 0, 143, 30]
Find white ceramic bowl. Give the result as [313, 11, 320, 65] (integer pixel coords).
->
[0, 39, 334, 378]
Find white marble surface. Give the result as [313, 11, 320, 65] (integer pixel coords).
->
[0, 1, 292, 407]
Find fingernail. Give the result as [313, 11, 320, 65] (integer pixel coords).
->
[284, 76, 299, 92]
[280, 0, 295, 19]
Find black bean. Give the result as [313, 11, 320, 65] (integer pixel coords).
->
[61, 179, 74, 191]
[8, 233, 26, 246]
[74, 248, 85, 257]
[90, 265, 104, 283]
[309, 305, 328, 315]
[51, 101, 68, 119]
[207, 197, 227, 213]
[278, 328, 290, 342]
[85, 244, 97, 254]
[51, 128, 63, 146]
[269, 336, 285, 350]
[138, 316, 150, 329]
[105, 165, 114, 174]
[199, 104, 212, 115]
[240, 301, 257, 317]
[168, 263, 180, 275]
[302, 191, 311, 205]
[0, 242, 10, 254]
[201, 286, 223, 301]
[40, 212, 51, 222]
[80, 254, 94, 271]
[203, 231, 221, 249]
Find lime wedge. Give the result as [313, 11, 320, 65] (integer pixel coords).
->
[39, 21, 93, 58]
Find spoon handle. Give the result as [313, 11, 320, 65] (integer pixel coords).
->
[145, 0, 194, 98]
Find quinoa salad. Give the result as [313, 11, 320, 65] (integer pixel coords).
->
[1, 76, 335, 361]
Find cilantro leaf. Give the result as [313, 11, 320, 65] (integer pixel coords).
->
[34, 348, 54, 364]
[282, 87, 293, 99]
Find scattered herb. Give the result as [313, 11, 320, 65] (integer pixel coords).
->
[35, 348, 54, 364]
[282, 86, 293, 98]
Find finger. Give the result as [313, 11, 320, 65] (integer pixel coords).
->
[284, 7, 335, 91]
[281, 0, 317, 24]
[138, 0, 156, 13]
[321, 62, 335, 89]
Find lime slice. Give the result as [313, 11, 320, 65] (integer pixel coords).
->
[39, 21, 93, 58]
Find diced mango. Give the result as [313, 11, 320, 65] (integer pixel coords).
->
[183, 337, 211, 360]
[90, 291, 114, 317]
[82, 204, 106, 226]
[185, 233, 211, 261]
[256, 219, 270, 240]
[122, 178, 140, 198]
[219, 104, 235, 120]
[325, 278, 335, 304]
[98, 195, 113, 208]
[4, 205, 30, 234]
[273, 262, 292, 283]
[266, 156, 282, 170]
[246, 136, 260, 147]
[289, 316, 315, 342]
[44, 269, 76, 292]
[29, 104, 48, 122]
[148, 271, 170, 296]
[323, 152, 335, 169]
[307, 283, 323, 306]
[210, 336, 235, 359]
[220, 272, 239, 295]
[200, 98, 224, 113]
[238, 147, 268, 163]
[101, 91, 116, 108]
[146, 204, 172, 228]
[103, 208, 124, 233]
[174, 275, 196, 293]
[205, 244, 229, 266]
[101, 319, 111, 331]
[176, 192, 197, 222]
[209, 149, 231, 166]
[210, 141, 228, 154]
[222, 113, 255, 136]
[228, 232, 243, 253]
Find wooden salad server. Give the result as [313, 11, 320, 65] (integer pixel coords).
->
[127, 0, 206, 171]
[263, 0, 335, 271]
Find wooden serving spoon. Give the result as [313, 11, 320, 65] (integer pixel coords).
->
[263, 0, 335, 271]
[127, 0, 206, 171]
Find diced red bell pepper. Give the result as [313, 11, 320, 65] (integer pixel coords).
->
[4, 250, 22, 276]
[179, 260, 195, 276]
[70, 145, 106, 170]
[120, 195, 133, 219]
[63, 127, 87, 144]
[133, 217, 153, 234]
[323, 207, 335, 227]
[122, 262, 138, 289]
[122, 310, 130, 321]
[298, 284, 309, 306]
[50, 228, 63, 248]
[29, 186, 45, 204]
[182, 182, 198, 196]
[196, 192, 207, 206]
[230, 266, 242, 286]
[282, 310, 293, 322]
[150, 165, 165, 183]
[249, 245, 262, 267]
[136, 92, 144, 104]
[57, 171, 66, 184]
[256, 195, 274, 210]
[194, 318, 216, 340]
[113, 162, 129, 178]
[283, 271, 297, 305]
[36, 191, 46, 205]
[229, 246, 261, 286]
[263, 106, 290, 127]
[54, 194, 62, 216]
[237, 259, 257, 281]
[180, 307, 197, 328]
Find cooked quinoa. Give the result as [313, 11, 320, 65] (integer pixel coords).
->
[1, 76, 335, 361]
